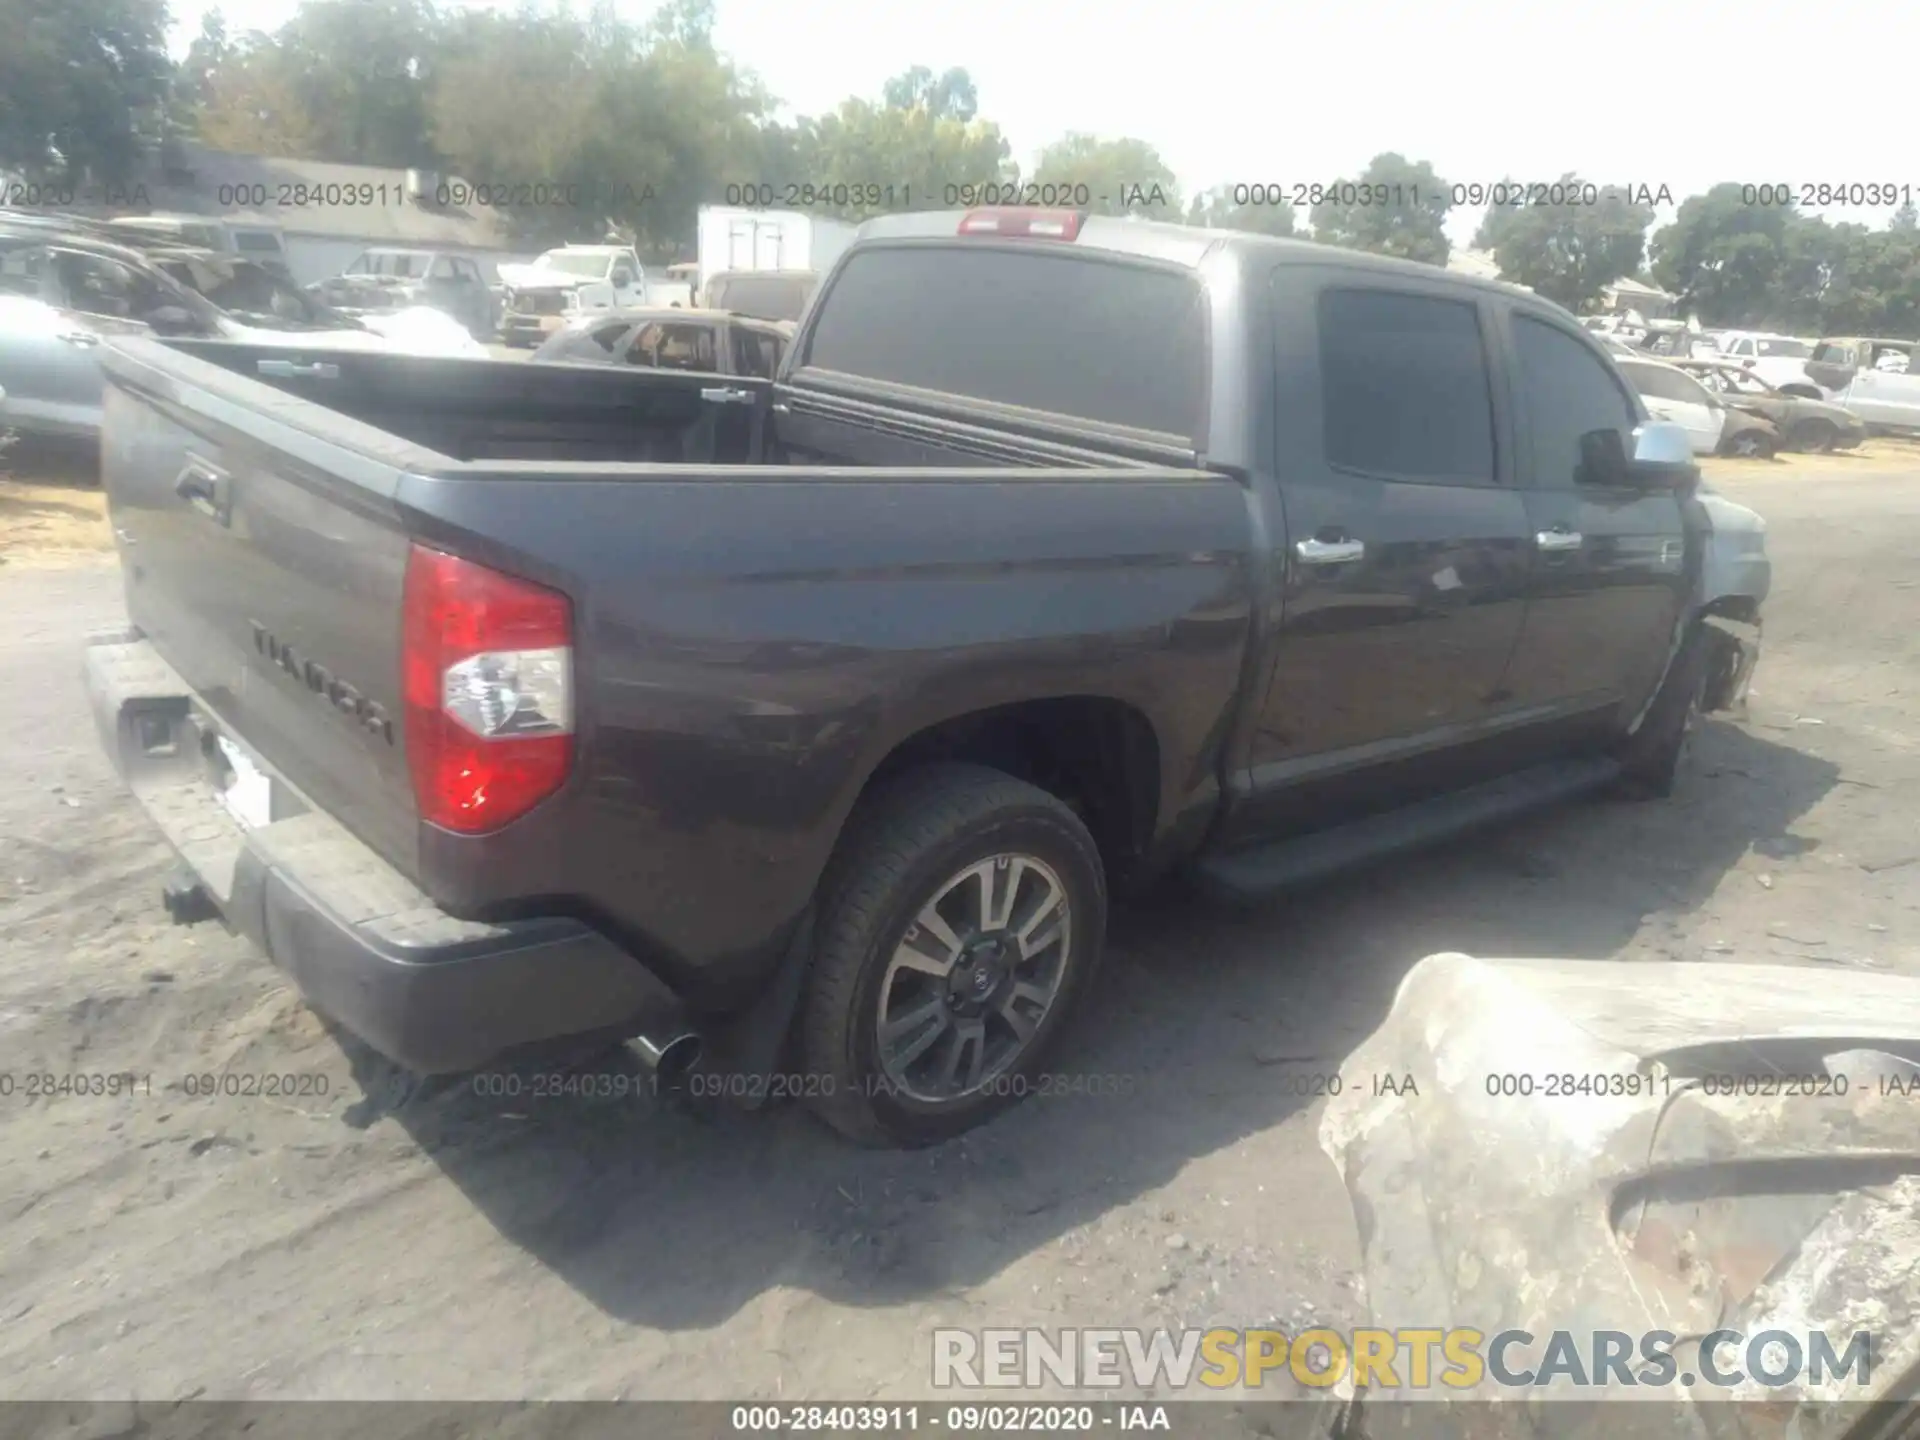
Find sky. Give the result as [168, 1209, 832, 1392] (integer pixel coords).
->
[164, 0, 1918, 248]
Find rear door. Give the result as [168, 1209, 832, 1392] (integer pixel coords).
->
[1237, 268, 1534, 834]
[1846, 342, 1920, 426]
[1497, 311, 1690, 728]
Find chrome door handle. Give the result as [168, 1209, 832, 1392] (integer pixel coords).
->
[256, 359, 340, 379]
[1296, 537, 1365, 565]
[57, 331, 101, 347]
[1536, 528, 1584, 552]
[700, 386, 755, 405]
[174, 456, 232, 525]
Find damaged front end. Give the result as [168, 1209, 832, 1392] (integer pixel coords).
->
[1320, 953, 1920, 1439]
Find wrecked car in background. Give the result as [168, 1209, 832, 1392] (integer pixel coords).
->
[529, 306, 791, 379]
[1321, 952, 1919, 1432]
[310, 247, 496, 340]
[497, 244, 647, 346]
[1616, 356, 1783, 458]
[1677, 358, 1869, 453]
[0, 223, 487, 443]
[1806, 337, 1920, 433]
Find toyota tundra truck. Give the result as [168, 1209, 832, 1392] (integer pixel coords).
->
[86, 209, 1766, 1146]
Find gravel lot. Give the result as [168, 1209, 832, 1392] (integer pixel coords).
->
[2, 447, 1917, 1402]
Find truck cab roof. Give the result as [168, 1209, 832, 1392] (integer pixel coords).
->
[851, 208, 1544, 305]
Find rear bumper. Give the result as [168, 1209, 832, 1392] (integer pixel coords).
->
[85, 632, 679, 1073]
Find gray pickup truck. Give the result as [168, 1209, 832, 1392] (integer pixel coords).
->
[86, 209, 1768, 1146]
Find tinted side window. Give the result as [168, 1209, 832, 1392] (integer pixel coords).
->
[1513, 316, 1638, 489]
[804, 247, 1204, 438]
[52, 251, 166, 320]
[1317, 288, 1495, 482]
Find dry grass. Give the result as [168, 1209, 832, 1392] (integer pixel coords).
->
[0, 444, 113, 564]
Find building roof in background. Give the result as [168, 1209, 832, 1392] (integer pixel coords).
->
[131, 144, 516, 251]
[1609, 275, 1672, 301]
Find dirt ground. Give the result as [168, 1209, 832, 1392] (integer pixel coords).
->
[1, 444, 1917, 1403]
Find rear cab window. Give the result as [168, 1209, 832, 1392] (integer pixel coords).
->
[799, 245, 1206, 442]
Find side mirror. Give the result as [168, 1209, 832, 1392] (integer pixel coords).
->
[1577, 423, 1697, 490]
[145, 305, 199, 336]
[1627, 420, 1699, 489]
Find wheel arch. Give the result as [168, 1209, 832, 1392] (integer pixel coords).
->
[847, 694, 1166, 894]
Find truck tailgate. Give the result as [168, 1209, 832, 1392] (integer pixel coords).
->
[99, 338, 421, 877]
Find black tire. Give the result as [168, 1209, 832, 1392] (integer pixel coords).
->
[1791, 419, 1837, 454]
[1721, 428, 1775, 460]
[800, 763, 1107, 1147]
[1617, 624, 1711, 799]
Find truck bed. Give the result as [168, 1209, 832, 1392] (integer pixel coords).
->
[96, 336, 1255, 1017]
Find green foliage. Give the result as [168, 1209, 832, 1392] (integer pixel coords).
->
[777, 76, 1015, 222]
[1473, 174, 1655, 313]
[1187, 187, 1296, 238]
[1650, 185, 1920, 334]
[1029, 134, 1181, 219]
[25, 0, 1920, 333]
[1309, 153, 1452, 267]
[0, 0, 172, 186]
[881, 66, 978, 122]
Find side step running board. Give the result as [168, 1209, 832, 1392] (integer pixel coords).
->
[1193, 756, 1623, 902]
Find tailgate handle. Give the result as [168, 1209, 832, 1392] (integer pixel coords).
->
[256, 359, 341, 380]
[175, 457, 232, 526]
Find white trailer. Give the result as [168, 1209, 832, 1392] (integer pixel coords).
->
[693, 207, 859, 298]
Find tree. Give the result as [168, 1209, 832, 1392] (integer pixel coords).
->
[1649, 184, 1795, 326]
[1471, 174, 1654, 313]
[194, 0, 441, 166]
[0, 0, 173, 187]
[788, 96, 1014, 221]
[1309, 153, 1452, 266]
[1186, 186, 1295, 238]
[1028, 133, 1180, 219]
[1891, 201, 1918, 233]
[882, 65, 978, 123]
[430, 5, 771, 253]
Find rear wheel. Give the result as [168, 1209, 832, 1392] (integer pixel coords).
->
[800, 764, 1107, 1146]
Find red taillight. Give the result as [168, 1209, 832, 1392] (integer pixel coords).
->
[957, 208, 1084, 241]
[402, 544, 573, 834]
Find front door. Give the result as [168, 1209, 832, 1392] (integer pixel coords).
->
[1230, 269, 1534, 840]
[1498, 313, 1691, 731]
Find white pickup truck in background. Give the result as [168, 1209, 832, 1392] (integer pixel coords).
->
[497, 244, 647, 346]
[1805, 336, 1920, 432]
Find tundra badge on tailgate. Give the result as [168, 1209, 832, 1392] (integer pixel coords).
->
[250, 623, 396, 744]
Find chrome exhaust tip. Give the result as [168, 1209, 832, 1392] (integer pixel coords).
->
[630, 1029, 702, 1088]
